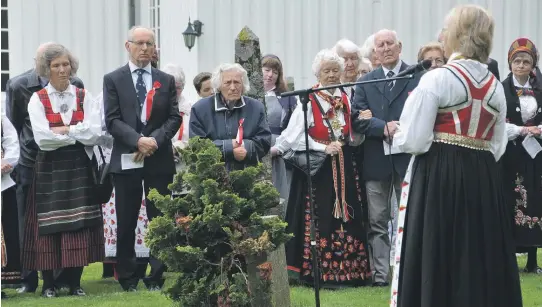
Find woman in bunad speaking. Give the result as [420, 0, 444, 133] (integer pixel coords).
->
[389, 5, 523, 307]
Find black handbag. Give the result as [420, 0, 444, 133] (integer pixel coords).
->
[282, 93, 337, 176]
[92, 146, 113, 204]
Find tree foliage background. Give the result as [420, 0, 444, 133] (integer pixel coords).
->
[145, 137, 292, 307]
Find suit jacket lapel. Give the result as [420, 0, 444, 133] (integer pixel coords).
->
[389, 62, 410, 104]
[372, 68, 387, 99]
[121, 64, 141, 119]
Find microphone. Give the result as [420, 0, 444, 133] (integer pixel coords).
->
[395, 59, 432, 77]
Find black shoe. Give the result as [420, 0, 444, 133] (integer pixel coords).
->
[54, 283, 70, 291]
[147, 284, 161, 292]
[41, 288, 58, 298]
[16, 285, 37, 294]
[372, 281, 390, 287]
[125, 285, 138, 292]
[69, 287, 86, 296]
[143, 277, 165, 290]
[1, 291, 7, 299]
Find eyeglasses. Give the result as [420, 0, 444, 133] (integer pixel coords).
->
[128, 41, 155, 48]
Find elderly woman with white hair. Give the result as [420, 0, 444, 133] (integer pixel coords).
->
[361, 34, 380, 69]
[162, 63, 191, 151]
[276, 49, 371, 287]
[333, 39, 372, 99]
[390, 5, 522, 307]
[189, 63, 271, 171]
[21, 43, 104, 298]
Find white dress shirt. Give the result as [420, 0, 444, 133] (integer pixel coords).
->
[505, 76, 540, 140]
[1, 111, 19, 167]
[27, 84, 102, 155]
[382, 60, 403, 87]
[128, 61, 153, 123]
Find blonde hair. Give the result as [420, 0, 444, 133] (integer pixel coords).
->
[417, 42, 446, 62]
[443, 5, 494, 63]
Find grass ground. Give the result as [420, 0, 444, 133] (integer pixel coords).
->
[2, 254, 541, 307]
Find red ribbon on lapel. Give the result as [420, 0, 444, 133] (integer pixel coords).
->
[145, 81, 162, 121]
[236, 118, 245, 145]
[178, 112, 185, 140]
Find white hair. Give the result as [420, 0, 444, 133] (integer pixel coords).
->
[312, 49, 345, 77]
[361, 57, 373, 70]
[373, 29, 400, 46]
[127, 25, 155, 42]
[162, 63, 186, 89]
[360, 34, 375, 59]
[333, 39, 363, 70]
[211, 63, 250, 94]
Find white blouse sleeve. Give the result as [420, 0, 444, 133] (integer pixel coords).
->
[505, 123, 522, 141]
[1, 113, 20, 168]
[394, 74, 440, 155]
[68, 90, 103, 146]
[28, 93, 76, 151]
[490, 86, 508, 161]
[274, 100, 327, 153]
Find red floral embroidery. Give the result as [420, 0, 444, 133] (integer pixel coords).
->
[514, 175, 542, 229]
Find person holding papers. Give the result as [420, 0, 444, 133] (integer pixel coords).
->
[501, 37, 542, 274]
[103, 26, 180, 292]
[1, 111, 21, 296]
[21, 43, 104, 298]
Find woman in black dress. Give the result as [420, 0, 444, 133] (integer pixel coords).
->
[275, 49, 371, 287]
[390, 5, 523, 307]
[502, 37, 542, 274]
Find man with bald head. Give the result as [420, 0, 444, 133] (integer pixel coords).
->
[104, 26, 180, 291]
[352, 29, 421, 287]
[5, 42, 84, 293]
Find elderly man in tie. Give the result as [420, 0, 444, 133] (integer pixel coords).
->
[351, 29, 421, 287]
[103, 26, 181, 292]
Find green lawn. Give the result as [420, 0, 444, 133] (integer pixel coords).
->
[2, 254, 541, 307]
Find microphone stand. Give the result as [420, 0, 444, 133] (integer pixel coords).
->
[279, 75, 414, 307]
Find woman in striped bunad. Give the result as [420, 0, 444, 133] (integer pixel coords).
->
[21, 43, 104, 298]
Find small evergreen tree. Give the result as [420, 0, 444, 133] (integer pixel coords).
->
[146, 137, 292, 307]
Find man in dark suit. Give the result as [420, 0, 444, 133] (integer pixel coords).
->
[487, 57, 500, 81]
[351, 29, 420, 287]
[6, 42, 84, 293]
[104, 26, 181, 292]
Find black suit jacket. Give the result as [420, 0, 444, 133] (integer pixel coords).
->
[7, 69, 84, 167]
[488, 58, 500, 81]
[103, 64, 181, 175]
[351, 62, 421, 181]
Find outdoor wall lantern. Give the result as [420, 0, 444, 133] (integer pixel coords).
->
[182, 18, 203, 51]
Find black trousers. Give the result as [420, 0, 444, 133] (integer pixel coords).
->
[14, 165, 38, 290]
[42, 267, 83, 291]
[113, 173, 172, 290]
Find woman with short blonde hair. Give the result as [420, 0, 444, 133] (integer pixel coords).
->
[441, 5, 494, 63]
[417, 42, 446, 70]
[390, 5, 522, 307]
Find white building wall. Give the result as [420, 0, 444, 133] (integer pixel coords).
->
[8, 0, 130, 94]
[6, 0, 541, 101]
[154, 0, 541, 102]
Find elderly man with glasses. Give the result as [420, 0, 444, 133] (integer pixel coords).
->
[103, 25, 181, 292]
